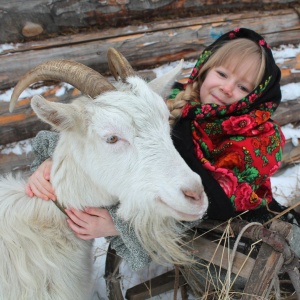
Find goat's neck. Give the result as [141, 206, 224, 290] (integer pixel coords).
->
[50, 135, 116, 210]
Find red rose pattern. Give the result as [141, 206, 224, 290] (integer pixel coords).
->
[234, 183, 261, 211]
[222, 115, 255, 134]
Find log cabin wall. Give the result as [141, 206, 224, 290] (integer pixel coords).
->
[0, 0, 299, 174]
[0, 0, 298, 44]
[0, 1, 299, 91]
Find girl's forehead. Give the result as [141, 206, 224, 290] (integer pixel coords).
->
[221, 56, 259, 83]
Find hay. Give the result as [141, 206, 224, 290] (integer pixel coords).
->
[179, 218, 298, 299]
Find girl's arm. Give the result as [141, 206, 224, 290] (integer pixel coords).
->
[65, 207, 119, 238]
[27, 130, 59, 200]
[26, 158, 56, 201]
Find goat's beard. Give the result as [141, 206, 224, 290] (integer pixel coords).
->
[132, 211, 197, 266]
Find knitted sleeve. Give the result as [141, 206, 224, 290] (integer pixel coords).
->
[106, 205, 152, 270]
[30, 131, 59, 171]
[107, 205, 202, 270]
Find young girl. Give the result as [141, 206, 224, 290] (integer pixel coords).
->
[26, 28, 285, 269]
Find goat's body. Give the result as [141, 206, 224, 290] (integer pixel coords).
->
[0, 174, 93, 300]
[1, 57, 208, 299]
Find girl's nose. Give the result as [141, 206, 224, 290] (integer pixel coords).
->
[220, 82, 234, 96]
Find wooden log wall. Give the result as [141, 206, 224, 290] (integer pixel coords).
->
[0, 0, 298, 44]
[0, 8, 300, 91]
[0, 3, 299, 174]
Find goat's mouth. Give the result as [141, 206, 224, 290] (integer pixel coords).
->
[157, 198, 204, 221]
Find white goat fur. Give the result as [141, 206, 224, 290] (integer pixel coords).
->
[0, 63, 208, 299]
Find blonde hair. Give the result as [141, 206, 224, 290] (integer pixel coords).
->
[167, 38, 266, 126]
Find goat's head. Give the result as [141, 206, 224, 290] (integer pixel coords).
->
[10, 49, 208, 224]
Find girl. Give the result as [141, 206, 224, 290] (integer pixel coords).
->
[26, 28, 286, 269]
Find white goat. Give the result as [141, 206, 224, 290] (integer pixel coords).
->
[0, 48, 208, 299]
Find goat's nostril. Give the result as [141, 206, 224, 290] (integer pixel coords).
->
[183, 190, 201, 202]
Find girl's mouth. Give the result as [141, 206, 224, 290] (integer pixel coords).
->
[212, 94, 225, 105]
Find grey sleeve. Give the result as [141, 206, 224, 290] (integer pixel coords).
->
[106, 206, 203, 271]
[30, 130, 59, 171]
[106, 205, 152, 271]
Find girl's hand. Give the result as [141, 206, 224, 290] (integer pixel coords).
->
[25, 159, 56, 201]
[65, 207, 119, 240]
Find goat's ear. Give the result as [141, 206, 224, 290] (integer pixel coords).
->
[31, 95, 78, 131]
[148, 59, 183, 100]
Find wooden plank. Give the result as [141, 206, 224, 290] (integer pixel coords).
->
[0, 151, 33, 176]
[273, 98, 300, 126]
[0, 9, 298, 90]
[125, 269, 186, 300]
[0, 9, 296, 55]
[0, 1, 296, 44]
[189, 236, 255, 279]
[241, 220, 293, 300]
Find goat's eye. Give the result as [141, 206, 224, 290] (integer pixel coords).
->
[106, 135, 119, 144]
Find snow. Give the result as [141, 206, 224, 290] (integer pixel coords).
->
[272, 44, 300, 63]
[1, 42, 300, 299]
[0, 42, 22, 54]
[0, 138, 33, 155]
[281, 83, 300, 102]
[271, 164, 300, 206]
[0, 82, 73, 102]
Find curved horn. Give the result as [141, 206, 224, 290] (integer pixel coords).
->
[107, 48, 135, 82]
[9, 60, 115, 112]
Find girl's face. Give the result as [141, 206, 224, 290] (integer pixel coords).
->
[200, 60, 257, 106]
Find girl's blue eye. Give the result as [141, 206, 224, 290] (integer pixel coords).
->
[217, 71, 226, 77]
[239, 85, 249, 93]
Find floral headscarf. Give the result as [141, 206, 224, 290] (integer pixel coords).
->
[171, 28, 285, 219]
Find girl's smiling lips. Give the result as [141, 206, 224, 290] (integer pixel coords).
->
[211, 94, 226, 105]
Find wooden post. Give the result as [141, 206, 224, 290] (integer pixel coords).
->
[241, 220, 293, 299]
[104, 245, 124, 300]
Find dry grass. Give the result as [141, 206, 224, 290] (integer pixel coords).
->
[179, 215, 297, 300]
[98, 205, 300, 299]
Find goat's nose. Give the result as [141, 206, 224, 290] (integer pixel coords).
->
[183, 189, 202, 202]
